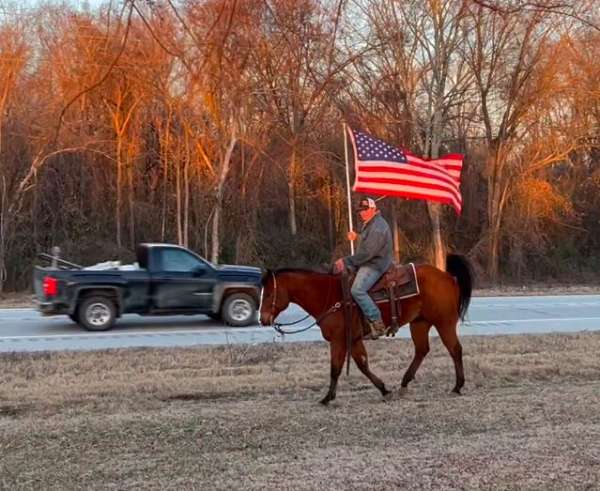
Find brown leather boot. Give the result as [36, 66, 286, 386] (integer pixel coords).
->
[366, 319, 387, 340]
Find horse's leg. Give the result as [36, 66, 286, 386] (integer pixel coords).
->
[320, 339, 346, 406]
[400, 320, 432, 393]
[434, 320, 465, 394]
[351, 339, 391, 400]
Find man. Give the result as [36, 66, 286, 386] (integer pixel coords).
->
[334, 197, 393, 339]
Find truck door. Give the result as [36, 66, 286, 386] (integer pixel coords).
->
[151, 248, 216, 311]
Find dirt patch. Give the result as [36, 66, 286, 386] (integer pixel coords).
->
[0, 404, 28, 418]
[1, 334, 599, 489]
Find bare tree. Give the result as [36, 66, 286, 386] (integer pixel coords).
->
[252, 0, 351, 242]
[356, 0, 473, 269]
[464, 4, 562, 279]
[0, 20, 29, 292]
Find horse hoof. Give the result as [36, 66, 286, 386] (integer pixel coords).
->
[319, 398, 330, 406]
[382, 391, 393, 402]
[398, 386, 408, 396]
[451, 388, 461, 396]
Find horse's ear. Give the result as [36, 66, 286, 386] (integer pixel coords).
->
[260, 268, 271, 284]
[318, 263, 334, 274]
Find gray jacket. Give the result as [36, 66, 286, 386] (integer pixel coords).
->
[343, 213, 393, 273]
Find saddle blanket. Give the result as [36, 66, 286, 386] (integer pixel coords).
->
[371, 263, 419, 303]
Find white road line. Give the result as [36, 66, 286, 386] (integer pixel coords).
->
[0, 328, 265, 340]
[463, 317, 600, 324]
[2, 316, 600, 341]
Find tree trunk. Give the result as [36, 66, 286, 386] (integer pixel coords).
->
[160, 111, 171, 242]
[115, 137, 123, 249]
[183, 128, 190, 248]
[486, 145, 506, 281]
[235, 144, 246, 263]
[391, 200, 401, 263]
[427, 202, 445, 270]
[0, 86, 5, 292]
[176, 141, 182, 246]
[0, 246, 5, 294]
[288, 144, 298, 237]
[488, 217, 501, 281]
[428, 118, 445, 271]
[211, 134, 236, 264]
[0, 177, 6, 293]
[327, 172, 335, 253]
[127, 149, 135, 249]
[32, 172, 38, 255]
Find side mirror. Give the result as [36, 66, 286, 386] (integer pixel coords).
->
[192, 266, 206, 277]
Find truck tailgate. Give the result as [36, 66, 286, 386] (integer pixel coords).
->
[33, 266, 49, 300]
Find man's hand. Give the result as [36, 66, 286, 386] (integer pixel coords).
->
[333, 258, 345, 274]
[347, 230, 358, 241]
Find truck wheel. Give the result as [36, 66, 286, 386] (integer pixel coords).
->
[207, 313, 222, 322]
[77, 296, 117, 331]
[221, 293, 257, 327]
[68, 312, 79, 324]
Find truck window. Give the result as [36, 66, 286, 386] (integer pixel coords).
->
[161, 249, 204, 272]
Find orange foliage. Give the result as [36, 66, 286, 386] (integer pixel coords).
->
[508, 178, 574, 241]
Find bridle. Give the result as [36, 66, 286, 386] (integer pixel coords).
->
[265, 271, 341, 335]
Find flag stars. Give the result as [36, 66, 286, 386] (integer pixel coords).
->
[353, 131, 407, 163]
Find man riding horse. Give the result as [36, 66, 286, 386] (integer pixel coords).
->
[261, 205, 473, 403]
[333, 197, 393, 340]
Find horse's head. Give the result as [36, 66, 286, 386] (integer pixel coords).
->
[259, 270, 291, 326]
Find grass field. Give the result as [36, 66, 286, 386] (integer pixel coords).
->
[1, 332, 599, 490]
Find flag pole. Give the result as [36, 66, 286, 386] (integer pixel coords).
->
[342, 122, 355, 254]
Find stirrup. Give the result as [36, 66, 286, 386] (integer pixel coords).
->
[386, 324, 399, 337]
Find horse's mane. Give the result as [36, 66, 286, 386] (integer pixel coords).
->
[262, 266, 333, 284]
[275, 267, 332, 275]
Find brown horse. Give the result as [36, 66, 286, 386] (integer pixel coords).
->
[260, 254, 473, 405]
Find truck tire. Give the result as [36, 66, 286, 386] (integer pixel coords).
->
[77, 296, 117, 331]
[68, 312, 79, 324]
[221, 293, 257, 327]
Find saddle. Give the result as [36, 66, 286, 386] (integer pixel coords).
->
[371, 263, 416, 294]
[342, 263, 419, 337]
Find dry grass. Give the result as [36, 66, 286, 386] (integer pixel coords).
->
[1, 333, 600, 490]
[0, 292, 34, 308]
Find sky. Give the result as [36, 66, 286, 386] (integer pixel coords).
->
[1, 0, 105, 15]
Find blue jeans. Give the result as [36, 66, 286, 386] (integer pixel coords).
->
[351, 266, 383, 322]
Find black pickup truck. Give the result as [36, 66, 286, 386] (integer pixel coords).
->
[33, 243, 262, 331]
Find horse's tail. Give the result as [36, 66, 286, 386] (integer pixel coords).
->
[446, 254, 474, 321]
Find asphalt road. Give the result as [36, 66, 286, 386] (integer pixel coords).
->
[1, 295, 600, 352]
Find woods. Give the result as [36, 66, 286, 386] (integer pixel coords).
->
[0, 0, 599, 292]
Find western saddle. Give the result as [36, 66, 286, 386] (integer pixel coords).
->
[341, 263, 418, 338]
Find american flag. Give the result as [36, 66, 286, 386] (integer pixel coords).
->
[348, 128, 464, 214]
